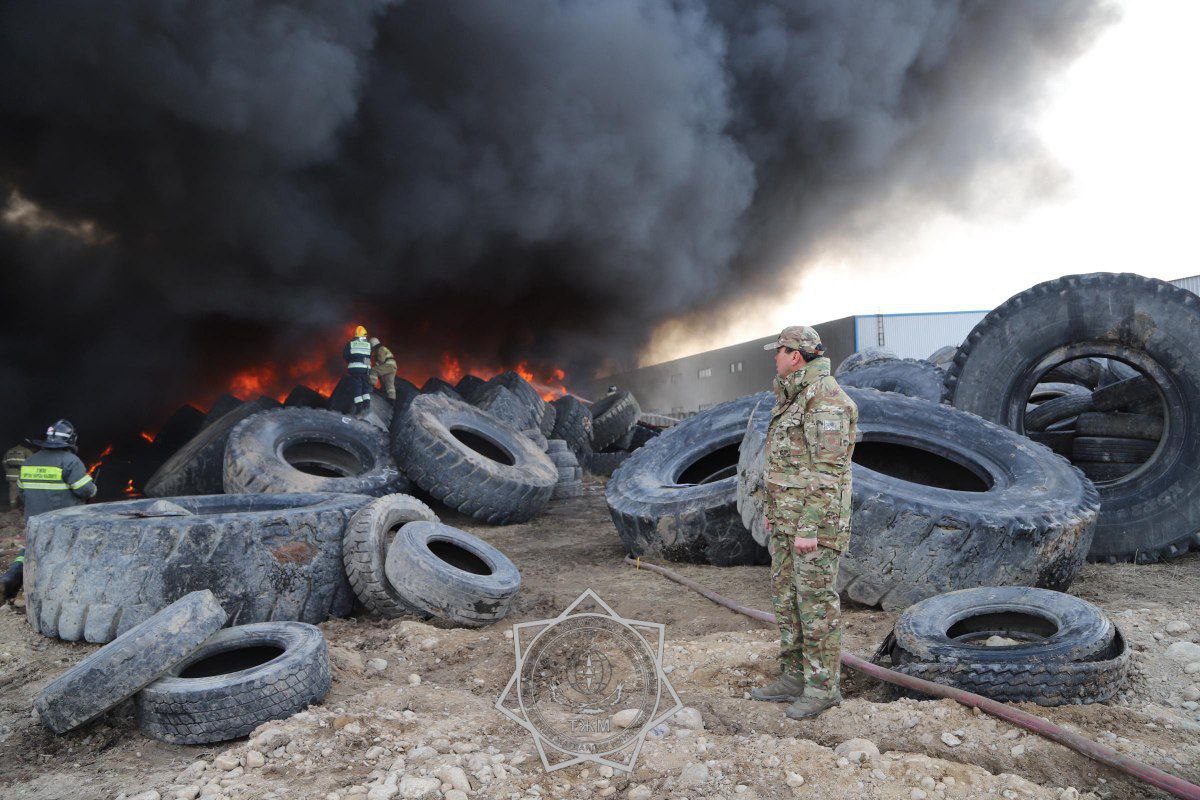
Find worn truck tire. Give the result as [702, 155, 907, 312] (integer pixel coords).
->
[137, 622, 331, 744]
[284, 385, 327, 409]
[550, 396, 594, 459]
[455, 374, 487, 403]
[491, 371, 546, 428]
[202, 394, 243, 428]
[927, 345, 958, 370]
[590, 390, 641, 451]
[343, 494, 440, 617]
[223, 407, 408, 497]
[736, 397, 771, 548]
[876, 631, 1128, 706]
[735, 388, 1099, 609]
[1075, 412, 1163, 441]
[1041, 359, 1104, 389]
[1075, 461, 1139, 482]
[421, 377, 462, 400]
[1024, 392, 1095, 432]
[836, 346, 898, 376]
[1027, 430, 1074, 459]
[584, 450, 631, 478]
[607, 393, 770, 566]
[384, 521, 520, 627]
[474, 383, 532, 430]
[145, 397, 279, 497]
[25, 493, 367, 642]
[1091, 374, 1158, 412]
[392, 394, 556, 524]
[891, 587, 1116, 665]
[539, 402, 557, 438]
[35, 591, 228, 734]
[838, 358, 945, 404]
[944, 273, 1200, 562]
[1029, 383, 1090, 404]
[1072, 436, 1157, 464]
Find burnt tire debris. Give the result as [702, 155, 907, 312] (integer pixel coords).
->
[392, 393, 556, 524]
[735, 388, 1099, 610]
[384, 520, 521, 627]
[223, 407, 409, 497]
[343, 493, 441, 618]
[874, 587, 1128, 706]
[25, 493, 367, 642]
[35, 590, 228, 734]
[944, 272, 1200, 562]
[137, 621, 332, 744]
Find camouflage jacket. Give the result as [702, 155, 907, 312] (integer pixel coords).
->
[764, 355, 858, 498]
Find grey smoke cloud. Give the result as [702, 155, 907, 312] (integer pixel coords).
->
[0, 0, 1112, 449]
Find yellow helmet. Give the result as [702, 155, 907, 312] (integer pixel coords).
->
[354, 325, 368, 338]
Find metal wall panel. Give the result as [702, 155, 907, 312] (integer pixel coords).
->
[866, 311, 988, 360]
[1171, 275, 1200, 296]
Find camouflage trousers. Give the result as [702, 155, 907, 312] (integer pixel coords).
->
[766, 500, 844, 693]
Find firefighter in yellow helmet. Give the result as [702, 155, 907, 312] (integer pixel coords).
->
[343, 325, 373, 416]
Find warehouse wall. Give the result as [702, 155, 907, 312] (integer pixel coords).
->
[853, 310, 987, 360]
[580, 316, 854, 414]
[1172, 274, 1200, 296]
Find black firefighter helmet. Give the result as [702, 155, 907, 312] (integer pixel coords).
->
[35, 419, 78, 450]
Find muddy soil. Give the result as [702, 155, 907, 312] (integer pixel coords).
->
[0, 482, 1197, 800]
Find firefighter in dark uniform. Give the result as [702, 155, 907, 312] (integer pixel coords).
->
[344, 325, 374, 416]
[16, 419, 97, 519]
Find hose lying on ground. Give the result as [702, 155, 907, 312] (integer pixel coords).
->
[622, 555, 1200, 800]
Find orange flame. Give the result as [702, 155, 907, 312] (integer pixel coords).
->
[140, 431, 154, 443]
[87, 444, 113, 476]
[122, 478, 138, 497]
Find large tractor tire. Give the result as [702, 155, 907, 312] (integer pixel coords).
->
[24, 493, 368, 643]
[392, 394, 557, 524]
[734, 388, 1099, 610]
[607, 393, 771, 566]
[944, 273, 1200, 562]
[223, 407, 409, 497]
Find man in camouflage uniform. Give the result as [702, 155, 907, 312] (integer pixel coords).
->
[750, 325, 857, 720]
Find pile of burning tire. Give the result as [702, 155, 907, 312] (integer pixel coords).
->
[606, 272, 1200, 609]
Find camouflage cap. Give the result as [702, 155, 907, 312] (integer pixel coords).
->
[763, 325, 823, 352]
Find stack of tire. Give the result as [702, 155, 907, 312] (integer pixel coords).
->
[35, 590, 334, 744]
[873, 587, 1128, 706]
[608, 380, 1100, 610]
[835, 346, 945, 404]
[547, 439, 584, 499]
[943, 272, 1200, 563]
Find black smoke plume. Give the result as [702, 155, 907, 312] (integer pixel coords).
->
[0, 1, 1113, 455]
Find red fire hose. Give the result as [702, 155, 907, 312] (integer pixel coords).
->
[622, 555, 1200, 800]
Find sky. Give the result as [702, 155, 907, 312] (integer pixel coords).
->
[642, 0, 1200, 366]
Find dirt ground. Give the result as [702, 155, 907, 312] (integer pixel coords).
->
[0, 481, 1197, 800]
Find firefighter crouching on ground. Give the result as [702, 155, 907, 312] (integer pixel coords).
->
[16, 419, 97, 519]
[4, 441, 34, 510]
[344, 325, 374, 416]
[369, 336, 398, 401]
[751, 325, 858, 720]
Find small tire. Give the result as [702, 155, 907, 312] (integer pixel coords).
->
[223, 407, 409, 497]
[392, 394, 557, 524]
[36, 591, 227, 734]
[1024, 393, 1095, 432]
[590, 390, 641, 451]
[137, 622, 331, 744]
[1072, 436, 1157, 464]
[838, 358, 945, 404]
[891, 587, 1116, 665]
[343, 494, 440, 617]
[584, 450, 631, 478]
[1075, 460, 1139, 483]
[1075, 412, 1163, 441]
[384, 521, 520, 626]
